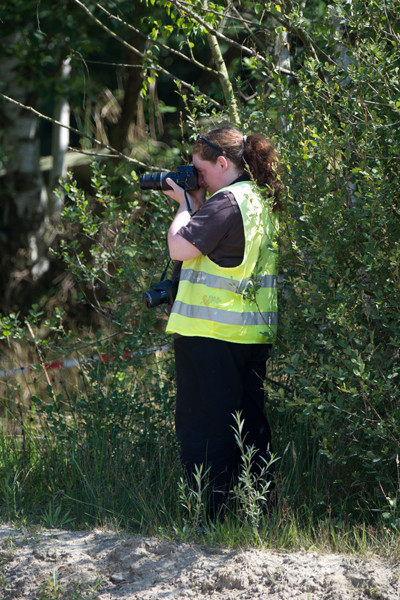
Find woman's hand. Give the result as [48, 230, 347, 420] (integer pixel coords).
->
[164, 178, 206, 213]
[163, 178, 186, 205]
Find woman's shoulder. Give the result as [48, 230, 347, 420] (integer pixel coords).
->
[206, 188, 239, 211]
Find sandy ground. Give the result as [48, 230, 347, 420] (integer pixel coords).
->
[0, 524, 398, 599]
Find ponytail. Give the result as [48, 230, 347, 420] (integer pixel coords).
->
[243, 133, 282, 210]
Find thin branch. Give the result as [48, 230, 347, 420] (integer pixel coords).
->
[67, 147, 118, 159]
[70, 0, 223, 108]
[384, 4, 400, 44]
[93, 0, 219, 75]
[175, 0, 327, 72]
[84, 60, 143, 68]
[231, 4, 269, 54]
[71, 0, 142, 58]
[168, 0, 278, 70]
[176, 0, 260, 28]
[0, 92, 147, 167]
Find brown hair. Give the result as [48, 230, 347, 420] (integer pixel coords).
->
[192, 126, 282, 210]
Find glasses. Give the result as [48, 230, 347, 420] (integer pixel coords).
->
[197, 135, 224, 156]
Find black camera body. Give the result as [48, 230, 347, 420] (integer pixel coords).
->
[139, 164, 198, 191]
[144, 279, 178, 309]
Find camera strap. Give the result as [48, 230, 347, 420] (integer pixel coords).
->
[184, 190, 193, 216]
[160, 258, 172, 282]
[160, 256, 181, 285]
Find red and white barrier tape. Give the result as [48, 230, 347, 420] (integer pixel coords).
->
[0, 344, 172, 378]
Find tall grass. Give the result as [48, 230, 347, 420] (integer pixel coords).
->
[0, 340, 181, 532]
[0, 337, 399, 560]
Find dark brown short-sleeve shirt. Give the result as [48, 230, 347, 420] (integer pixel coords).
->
[177, 176, 248, 267]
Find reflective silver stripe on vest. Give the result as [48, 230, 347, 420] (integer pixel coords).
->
[179, 269, 276, 294]
[171, 301, 278, 327]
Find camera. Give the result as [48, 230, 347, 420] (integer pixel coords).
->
[144, 279, 178, 308]
[139, 164, 198, 191]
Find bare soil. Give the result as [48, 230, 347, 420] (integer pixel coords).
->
[0, 524, 398, 599]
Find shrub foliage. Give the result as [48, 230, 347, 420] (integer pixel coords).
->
[0, 0, 399, 531]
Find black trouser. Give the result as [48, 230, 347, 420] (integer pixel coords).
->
[174, 336, 274, 519]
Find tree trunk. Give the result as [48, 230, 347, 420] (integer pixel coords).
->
[110, 5, 148, 151]
[275, 29, 292, 133]
[202, 0, 240, 126]
[330, 1, 357, 205]
[49, 57, 72, 214]
[0, 35, 51, 312]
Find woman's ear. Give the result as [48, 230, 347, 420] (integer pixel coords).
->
[217, 155, 228, 170]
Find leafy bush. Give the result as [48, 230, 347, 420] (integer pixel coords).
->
[0, 0, 399, 536]
[260, 1, 400, 522]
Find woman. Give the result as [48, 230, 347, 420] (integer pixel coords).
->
[164, 126, 281, 520]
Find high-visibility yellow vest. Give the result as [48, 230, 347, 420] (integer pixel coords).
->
[166, 180, 279, 344]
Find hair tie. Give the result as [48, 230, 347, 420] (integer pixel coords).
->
[243, 135, 248, 144]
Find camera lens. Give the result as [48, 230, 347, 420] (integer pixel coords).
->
[139, 172, 173, 190]
[144, 287, 169, 308]
[144, 291, 154, 308]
